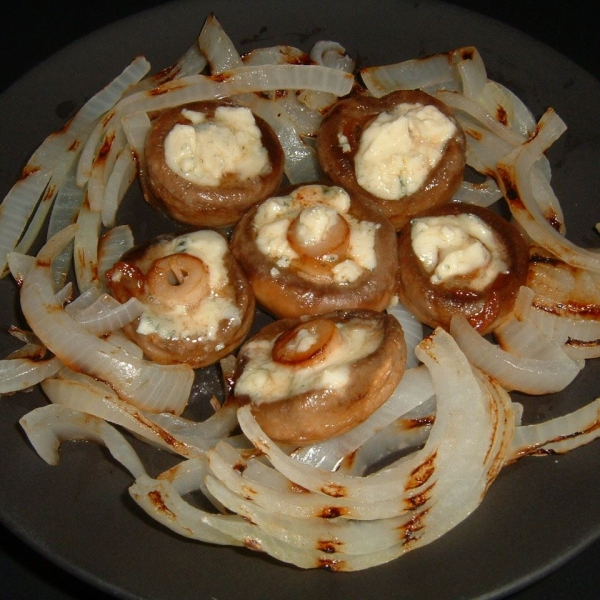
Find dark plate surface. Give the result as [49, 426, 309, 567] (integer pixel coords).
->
[0, 1, 599, 599]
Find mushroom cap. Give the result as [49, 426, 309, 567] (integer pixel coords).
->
[395, 202, 530, 335]
[232, 309, 407, 446]
[316, 89, 467, 230]
[230, 183, 399, 319]
[140, 100, 285, 228]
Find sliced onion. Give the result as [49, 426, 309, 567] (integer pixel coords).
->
[450, 314, 581, 394]
[19, 404, 146, 478]
[498, 110, 600, 272]
[42, 369, 207, 457]
[508, 398, 600, 462]
[0, 356, 62, 395]
[386, 301, 424, 368]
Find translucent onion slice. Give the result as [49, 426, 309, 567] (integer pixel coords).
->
[309, 41, 355, 73]
[507, 397, 600, 462]
[450, 314, 581, 394]
[386, 302, 424, 368]
[73, 203, 102, 293]
[198, 13, 243, 72]
[497, 109, 600, 272]
[0, 356, 62, 395]
[42, 369, 206, 458]
[65, 292, 143, 337]
[360, 52, 459, 97]
[19, 224, 194, 414]
[453, 178, 503, 207]
[19, 404, 146, 478]
[97, 224, 135, 290]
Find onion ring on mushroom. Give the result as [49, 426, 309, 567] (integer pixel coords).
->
[230, 183, 398, 318]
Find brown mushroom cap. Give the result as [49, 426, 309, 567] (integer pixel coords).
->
[232, 309, 407, 446]
[316, 89, 467, 230]
[106, 230, 255, 368]
[395, 202, 530, 335]
[140, 100, 285, 228]
[230, 183, 398, 319]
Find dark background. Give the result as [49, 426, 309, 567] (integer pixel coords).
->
[0, 1, 599, 599]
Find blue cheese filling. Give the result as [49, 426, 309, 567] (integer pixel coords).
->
[137, 230, 241, 342]
[253, 184, 379, 283]
[355, 102, 456, 200]
[163, 106, 271, 186]
[235, 319, 383, 404]
[411, 213, 509, 290]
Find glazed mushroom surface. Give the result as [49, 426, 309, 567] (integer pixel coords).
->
[316, 89, 467, 230]
[231, 309, 407, 446]
[396, 202, 530, 335]
[141, 100, 285, 228]
[106, 229, 255, 368]
[230, 183, 398, 318]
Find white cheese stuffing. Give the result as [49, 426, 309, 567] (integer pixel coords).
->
[295, 205, 340, 245]
[137, 230, 241, 341]
[355, 102, 456, 200]
[235, 320, 382, 404]
[253, 184, 377, 283]
[411, 213, 509, 290]
[163, 106, 271, 186]
[338, 132, 351, 153]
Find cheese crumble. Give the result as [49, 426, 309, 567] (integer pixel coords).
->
[355, 102, 456, 200]
[411, 213, 509, 290]
[164, 106, 271, 186]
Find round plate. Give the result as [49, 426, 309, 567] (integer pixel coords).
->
[0, 1, 599, 599]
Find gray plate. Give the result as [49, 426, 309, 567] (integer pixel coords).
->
[0, 1, 599, 599]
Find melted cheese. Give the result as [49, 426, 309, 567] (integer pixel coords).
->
[137, 230, 241, 340]
[411, 213, 509, 290]
[164, 106, 271, 186]
[254, 184, 378, 282]
[235, 319, 383, 404]
[355, 102, 456, 200]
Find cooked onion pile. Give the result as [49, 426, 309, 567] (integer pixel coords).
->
[2, 14, 600, 572]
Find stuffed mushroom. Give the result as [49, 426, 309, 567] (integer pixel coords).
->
[230, 183, 398, 318]
[395, 202, 529, 335]
[231, 309, 407, 446]
[140, 100, 285, 228]
[316, 89, 467, 230]
[106, 229, 255, 368]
